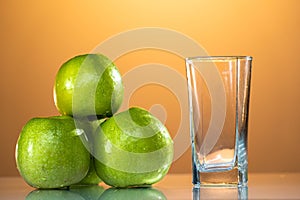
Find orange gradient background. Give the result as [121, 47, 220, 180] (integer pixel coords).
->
[1, 0, 300, 176]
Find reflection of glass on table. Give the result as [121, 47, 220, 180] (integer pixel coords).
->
[193, 186, 248, 200]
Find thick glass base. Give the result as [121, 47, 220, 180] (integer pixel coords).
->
[193, 167, 248, 187]
[200, 167, 238, 186]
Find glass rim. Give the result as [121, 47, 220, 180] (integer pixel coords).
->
[186, 56, 252, 62]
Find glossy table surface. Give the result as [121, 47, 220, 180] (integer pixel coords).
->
[1, 173, 300, 199]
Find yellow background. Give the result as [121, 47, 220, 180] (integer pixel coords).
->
[1, 0, 300, 176]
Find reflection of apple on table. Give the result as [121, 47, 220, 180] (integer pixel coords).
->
[99, 187, 167, 200]
[26, 186, 166, 200]
[70, 185, 105, 200]
[26, 189, 85, 200]
[26, 185, 105, 200]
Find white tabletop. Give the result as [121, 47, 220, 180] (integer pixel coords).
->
[0, 173, 300, 199]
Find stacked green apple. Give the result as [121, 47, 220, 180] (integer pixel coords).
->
[15, 54, 174, 189]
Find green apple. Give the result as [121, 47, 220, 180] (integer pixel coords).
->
[75, 156, 101, 185]
[94, 107, 173, 187]
[54, 54, 124, 118]
[99, 188, 167, 200]
[16, 116, 90, 189]
[72, 118, 105, 185]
